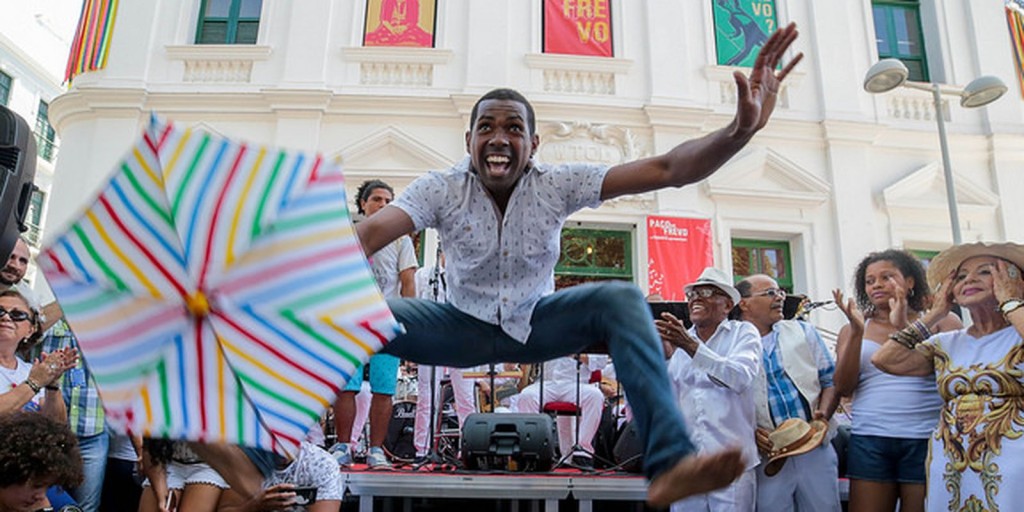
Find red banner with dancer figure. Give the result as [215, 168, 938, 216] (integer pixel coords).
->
[363, 0, 436, 48]
[647, 216, 713, 301]
[543, 0, 613, 57]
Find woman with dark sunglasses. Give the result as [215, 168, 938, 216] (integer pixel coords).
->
[0, 289, 77, 419]
[831, 250, 961, 512]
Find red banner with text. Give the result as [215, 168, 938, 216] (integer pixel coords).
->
[647, 216, 713, 301]
[543, 0, 613, 57]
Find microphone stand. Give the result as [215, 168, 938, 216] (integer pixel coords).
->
[413, 246, 453, 470]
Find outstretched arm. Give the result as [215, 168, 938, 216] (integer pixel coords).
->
[601, 22, 802, 201]
[355, 205, 416, 256]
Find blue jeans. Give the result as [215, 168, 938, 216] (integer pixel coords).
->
[382, 280, 695, 478]
[73, 432, 109, 512]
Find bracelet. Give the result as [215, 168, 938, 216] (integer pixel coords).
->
[888, 325, 925, 350]
[23, 378, 41, 393]
[45, 383, 61, 391]
[911, 319, 932, 340]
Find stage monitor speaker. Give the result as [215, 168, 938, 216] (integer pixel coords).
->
[0, 105, 37, 261]
[461, 413, 554, 472]
[612, 420, 643, 473]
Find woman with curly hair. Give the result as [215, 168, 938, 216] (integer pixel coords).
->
[0, 411, 83, 512]
[831, 249, 961, 512]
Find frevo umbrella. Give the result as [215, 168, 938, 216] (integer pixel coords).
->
[39, 116, 400, 457]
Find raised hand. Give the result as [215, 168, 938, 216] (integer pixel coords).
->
[733, 22, 803, 139]
[29, 347, 78, 388]
[887, 278, 910, 328]
[925, 271, 956, 324]
[656, 312, 698, 356]
[832, 289, 864, 332]
[994, 260, 1024, 304]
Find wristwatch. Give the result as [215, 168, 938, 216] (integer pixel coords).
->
[1000, 298, 1024, 317]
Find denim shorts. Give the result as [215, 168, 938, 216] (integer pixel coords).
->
[343, 353, 400, 395]
[846, 433, 929, 484]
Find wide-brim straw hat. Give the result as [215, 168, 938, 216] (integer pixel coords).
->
[926, 242, 1024, 290]
[763, 418, 828, 477]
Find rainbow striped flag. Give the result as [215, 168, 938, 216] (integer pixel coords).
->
[39, 116, 400, 457]
[1009, 0, 1024, 98]
[64, 0, 119, 83]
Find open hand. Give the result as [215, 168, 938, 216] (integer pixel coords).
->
[732, 22, 803, 139]
[832, 289, 864, 332]
[887, 278, 910, 328]
[30, 347, 78, 387]
[994, 260, 1024, 304]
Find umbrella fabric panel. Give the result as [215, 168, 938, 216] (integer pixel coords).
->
[40, 116, 401, 457]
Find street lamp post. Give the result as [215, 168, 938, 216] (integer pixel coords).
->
[863, 59, 1007, 245]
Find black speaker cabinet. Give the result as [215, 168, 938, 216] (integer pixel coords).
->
[461, 413, 554, 472]
[612, 420, 644, 473]
[0, 105, 37, 261]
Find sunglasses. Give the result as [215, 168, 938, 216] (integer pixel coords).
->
[685, 288, 727, 301]
[749, 288, 786, 299]
[0, 306, 31, 322]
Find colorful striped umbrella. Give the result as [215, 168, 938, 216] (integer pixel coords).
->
[38, 116, 400, 457]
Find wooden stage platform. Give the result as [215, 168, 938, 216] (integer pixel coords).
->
[341, 467, 649, 512]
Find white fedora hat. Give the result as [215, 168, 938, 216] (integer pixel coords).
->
[684, 267, 741, 304]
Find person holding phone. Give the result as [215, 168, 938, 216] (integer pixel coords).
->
[215, 442, 341, 512]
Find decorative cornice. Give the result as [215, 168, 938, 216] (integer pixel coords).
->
[341, 46, 454, 64]
[341, 47, 454, 88]
[705, 148, 830, 209]
[525, 53, 632, 96]
[524, 53, 633, 74]
[165, 44, 273, 83]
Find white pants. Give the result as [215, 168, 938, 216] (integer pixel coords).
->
[413, 365, 476, 455]
[514, 380, 604, 457]
[756, 442, 841, 512]
[350, 381, 372, 444]
[671, 467, 756, 512]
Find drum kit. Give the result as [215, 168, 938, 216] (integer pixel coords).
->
[318, 360, 633, 471]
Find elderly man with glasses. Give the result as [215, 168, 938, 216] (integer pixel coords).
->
[736, 274, 840, 511]
[655, 267, 762, 511]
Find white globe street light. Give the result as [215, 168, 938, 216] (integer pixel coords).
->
[864, 58, 1007, 245]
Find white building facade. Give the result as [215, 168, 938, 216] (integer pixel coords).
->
[0, 0, 79, 291]
[46, 1, 1024, 334]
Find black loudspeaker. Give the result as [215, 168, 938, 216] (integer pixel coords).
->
[461, 413, 554, 472]
[783, 294, 807, 320]
[0, 105, 37, 261]
[612, 420, 644, 473]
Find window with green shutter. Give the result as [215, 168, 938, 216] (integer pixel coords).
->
[731, 238, 793, 292]
[555, 228, 633, 289]
[872, 0, 929, 82]
[196, 0, 263, 44]
[0, 72, 11, 106]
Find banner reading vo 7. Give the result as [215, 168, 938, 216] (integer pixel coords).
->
[713, 0, 777, 67]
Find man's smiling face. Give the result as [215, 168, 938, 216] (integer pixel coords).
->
[465, 99, 539, 196]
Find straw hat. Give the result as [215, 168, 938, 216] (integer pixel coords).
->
[684, 267, 741, 304]
[763, 418, 828, 477]
[926, 242, 1024, 290]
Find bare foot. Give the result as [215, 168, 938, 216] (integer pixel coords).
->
[646, 447, 744, 508]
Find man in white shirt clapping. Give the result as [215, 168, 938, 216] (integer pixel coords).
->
[656, 268, 761, 511]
